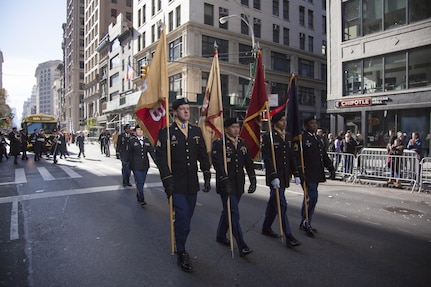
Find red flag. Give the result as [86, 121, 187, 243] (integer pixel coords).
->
[240, 51, 268, 161]
[199, 50, 223, 154]
[134, 27, 168, 146]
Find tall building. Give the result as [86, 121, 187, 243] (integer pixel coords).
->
[0, 50, 3, 89]
[124, 0, 328, 128]
[327, 0, 431, 155]
[83, 0, 132, 131]
[64, 0, 86, 132]
[34, 60, 62, 115]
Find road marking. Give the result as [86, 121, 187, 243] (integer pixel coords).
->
[0, 182, 163, 204]
[15, 168, 27, 184]
[59, 166, 82, 178]
[37, 167, 55, 181]
[10, 200, 19, 240]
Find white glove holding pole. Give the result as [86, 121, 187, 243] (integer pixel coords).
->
[294, 177, 301, 185]
[271, 178, 280, 189]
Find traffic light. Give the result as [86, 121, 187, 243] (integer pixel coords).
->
[140, 65, 149, 79]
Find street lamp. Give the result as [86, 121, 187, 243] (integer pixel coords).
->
[219, 14, 257, 56]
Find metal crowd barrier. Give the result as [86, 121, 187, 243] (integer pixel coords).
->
[418, 157, 431, 193]
[353, 148, 419, 192]
[327, 152, 357, 181]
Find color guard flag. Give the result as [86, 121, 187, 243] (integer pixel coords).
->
[286, 74, 301, 140]
[199, 50, 224, 154]
[134, 26, 168, 146]
[240, 51, 268, 160]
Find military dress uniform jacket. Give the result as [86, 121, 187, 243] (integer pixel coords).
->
[116, 132, 131, 158]
[300, 131, 333, 183]
[262, 131, 299, 189]
[127, 136, 155, 171]
[156, 122, 210, 195]
[211, 137, 256, 196]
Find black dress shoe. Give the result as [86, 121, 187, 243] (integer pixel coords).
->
[126, 183, 132, 186]
[285, 234, 302, 248]
[177, 251, 193, 272]
[216, 237, 230, 246]
[140, 201, 147, 207]
[262, 229, 280, 238]
[299, 223, 314, 237]
[239, 247, 253, 257]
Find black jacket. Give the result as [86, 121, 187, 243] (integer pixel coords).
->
[156, 122, 210, 194]
[127, 136, 155, 171]
[211, 136, 256, 195]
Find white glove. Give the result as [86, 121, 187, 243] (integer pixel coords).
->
[294, 177, 301, 185]
[271, 178, 280, 189]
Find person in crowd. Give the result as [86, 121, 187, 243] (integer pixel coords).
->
[30, 129, 40, 161]
[116, 124, 133, 187]
[59, 129, 69, 159]
[76, 131, 86, 158]
[261, 112, 302, 248]
[39, 129, 48, 158]
[127, 125, 156, 207]
[8, 127, 21, 165]
[333, 131, 344, 172]
[340, 131, 357, 177]
[407, 132, 423, 160]
[212, 117, 256, 257]
[355, 133, 364, 154]
[327, 133, 335, 152]
[155, 98, 211, 272]
[317, 128, 329, 151]
[298, 116, 335, 237]
[387, 133, 405, 188]
[20, 129, 29, 160]
[51, 129, 63, 164]
[0, 131, 9, 162]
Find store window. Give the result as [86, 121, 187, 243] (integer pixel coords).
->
[363, 0, 382, 35]
[408, 46, 431, 89]
[384, 0, 406, 30]
[343, 60, 362, 95]
[363, 56, 383, 93]
[384, 52, 406, 91]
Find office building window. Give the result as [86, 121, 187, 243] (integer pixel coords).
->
[273, 0, 279, 16]
[253, 18, 261, 38]
[321, 63, 327, 81]
[298, 86, 316, 106]
[385, 52, 406, 91]
[298, 58, 314, 78]
[176, 5, 181, 27]
[241, 14, 249, 35]
[283, 28, 290, 46]
[254, 0, 261, 10]
[239, 43, 254, 65]
[322, 15, 326, 34]
[343, 60, 362, 95]
[299, 6, 305, 26]
[408, 46, 431, 89]
[299, 33, 305, 50]
[204, 3, 214, 26]
[110, 73, 119, 87]
[169, 11, 173, 31]
[273, 25, 280, 43]
[169, 74, 182, 96]
[308, 10, 314, 29]
[343, 0, 361, 40]
[202, 35, 228, 61]
[283, 0, 289, 20]
[363, 0, 383, 36]
[241, 0, 249, 6]
[384, 0, 406, 30]
[151, 25, 155, 43]
[363, 56, 383, 93]
[409, 0, 431, 23]
[219, 7, 229, 29]
[169, 37, 183, 61]
[308, 36, 314, 52]
[271, 51, 290, 73]
[143, 5, 146, 23]
[152, 0, 155, 16]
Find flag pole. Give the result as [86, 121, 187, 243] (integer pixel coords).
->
[265, 102, 284, 243]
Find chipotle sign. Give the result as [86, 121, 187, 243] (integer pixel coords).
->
[335, 97, 371, 108]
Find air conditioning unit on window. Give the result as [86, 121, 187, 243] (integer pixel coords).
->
[253, 18, 261, 25]
[300, 32, 305, 38]
[273, 24, 280, 31]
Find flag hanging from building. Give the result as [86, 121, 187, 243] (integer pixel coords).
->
[126, 64, 134, 82]
[240, 50, 268, 161]
[199, 50, 224, 154]
[286, 74, 301, 140]
[134, 26, 168, 146]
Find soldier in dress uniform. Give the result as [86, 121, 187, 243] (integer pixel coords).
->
[8, 127, 21, 164]
[261, 112, 302, 248]
[29, 129, 40, 161]
[116, 124, 132, 187]
[155, 98, 211, 272]
[20, 129, 29, 160]
[211, 117, 256, 257]
[126, 124, 155, 206]
[298, 116, 335, 237]
[52, 129, 63, 164]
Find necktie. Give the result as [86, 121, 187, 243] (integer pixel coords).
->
[182, 123, 186, 129]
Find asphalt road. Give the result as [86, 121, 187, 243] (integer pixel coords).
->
[0, 142, 430, 287]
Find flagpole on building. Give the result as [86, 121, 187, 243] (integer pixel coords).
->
[266, 102, 284, 243]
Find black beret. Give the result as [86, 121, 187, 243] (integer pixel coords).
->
[172, 98, 189, 110]
[271, 111, 284, 124]
[303, 115, 317, 124]
[134, 124, 141, 130]
[124, 124, 131, 129]
[224, 117, 240, 127]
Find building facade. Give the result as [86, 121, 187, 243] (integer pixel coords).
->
[34, 60, 62, 115]
[327, 0, 431, 155]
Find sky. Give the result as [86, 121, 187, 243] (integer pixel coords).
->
[0, 0, 66, 125]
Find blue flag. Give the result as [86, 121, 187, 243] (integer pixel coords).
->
[286, 75, 301, 140]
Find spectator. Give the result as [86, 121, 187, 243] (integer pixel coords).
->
[407, 132, 423, 160]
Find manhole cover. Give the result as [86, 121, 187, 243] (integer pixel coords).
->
[383, 207, 423, 216]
